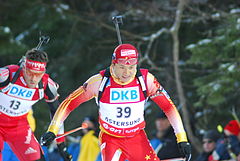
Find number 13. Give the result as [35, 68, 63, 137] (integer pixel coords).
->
[10, 100, 21, 110]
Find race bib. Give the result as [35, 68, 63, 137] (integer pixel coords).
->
[99, 101, 145, 128]
[99, 101, 145, 136]
[0, 84, 38, 116]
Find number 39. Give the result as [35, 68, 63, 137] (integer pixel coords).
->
[116, 107, 131, 118]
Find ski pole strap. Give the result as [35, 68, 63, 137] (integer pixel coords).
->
[136, 67, 147, 99]
[98, 67, 111, 103]
[11, 67, 22, 84]
[38, 80, 44, 99]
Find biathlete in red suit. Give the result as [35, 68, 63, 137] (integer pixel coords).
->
[41, 44, 191, 161]
[0, 49, 72, 161]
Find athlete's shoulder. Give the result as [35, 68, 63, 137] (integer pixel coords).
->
[42, 73, 49, 78]
[82, 74, 102, 96]
[41, 73, 50, 84]
[99, 69, 105, 76]
[41, 73, 58, 90]
[0, 64, 18, 79]
[139, 68, 148, 75]
[41, 73, 56, 84]
[42, 74, 59, 101]
[139, 68, 149, 81]
[40, 73, 48, 87]
[146, 72, 155, 81]
[6, 65, 20, 72]
[146, 72, 162, 92]
[0, 67, 10, 83]
[86, 73, 103, 84]
[0, 65, 21, 85]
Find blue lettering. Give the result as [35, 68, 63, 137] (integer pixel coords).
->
[111, 88, 139, 102]
[131, 90, 138, 99]
[112, 91, 120, 100]
[18, 89, 26, 96]
[26, 91, 33, 97]
[9, 87, 18, 94]
[121, 91, 129, 100]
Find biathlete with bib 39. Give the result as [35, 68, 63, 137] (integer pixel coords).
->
[0, 37, 72, 161]
[41, 43, 191, 161]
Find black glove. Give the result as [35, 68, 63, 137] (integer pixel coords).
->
[178, 142, 191, 161]
[40, 131, 56, 146]
[57, 142, 73, 161]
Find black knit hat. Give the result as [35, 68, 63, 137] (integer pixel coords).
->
[203, 130, 220, 142]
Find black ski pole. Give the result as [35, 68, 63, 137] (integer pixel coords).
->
[35, 35, 50, 50]
[112, 15, 123, 45]
[18, 34, 50, 66]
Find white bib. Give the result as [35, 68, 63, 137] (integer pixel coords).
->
[0, 84, 38, 116]
[99, 100, 145, 129]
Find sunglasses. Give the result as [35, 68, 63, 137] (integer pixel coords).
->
[116, 58, 138, 65]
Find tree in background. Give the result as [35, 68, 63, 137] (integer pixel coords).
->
[186, 14, 240, 131]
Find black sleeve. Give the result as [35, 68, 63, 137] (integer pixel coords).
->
[0, 76, 10, 88]
[44, 78, 60, 118]
[46, 99, 60, 118]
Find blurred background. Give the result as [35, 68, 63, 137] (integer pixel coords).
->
[0, 0, 239, 157]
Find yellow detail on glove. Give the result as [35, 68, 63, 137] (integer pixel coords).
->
[48, 124, 60, 135]
[176, 132, 188, 143]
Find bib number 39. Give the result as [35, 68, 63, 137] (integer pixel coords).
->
[116, 107, 131, 118]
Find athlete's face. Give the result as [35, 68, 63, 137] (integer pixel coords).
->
[112, 63, 137, 83]
[23, 67, 45, 88]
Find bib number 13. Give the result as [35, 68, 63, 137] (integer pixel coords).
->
[116, 107, 131, 118]
[10, 100, 21, 110]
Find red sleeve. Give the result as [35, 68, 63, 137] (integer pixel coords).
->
[48, 74, 102, 135]
[147, 72, 188, 142]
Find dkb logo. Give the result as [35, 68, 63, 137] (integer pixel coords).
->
[110, 87, 140, 103]
[8, 84, 35, 100]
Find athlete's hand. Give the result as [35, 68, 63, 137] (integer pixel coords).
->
[178, 142, 191, 161]
[57, 142, 73, 161]
[40, 131, 56, 146]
